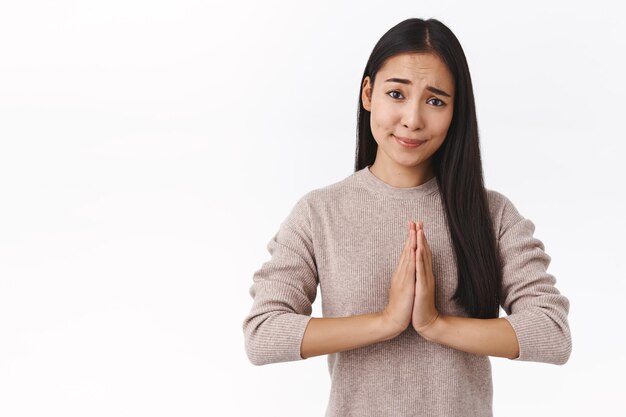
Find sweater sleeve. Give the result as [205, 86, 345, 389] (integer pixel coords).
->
[242, 193, 318, 366]
[497, 196, 572, 365]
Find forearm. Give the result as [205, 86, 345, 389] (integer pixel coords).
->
[300, 312, 397, 359]
[418, 315, 520, 359]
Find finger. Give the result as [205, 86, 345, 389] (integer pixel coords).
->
[409, 223, 416, 266]
[399, 242, 407, 266]
[399, 223, 412, 265]
[421, 227, 433, 269]
[414, 222, 420, 249]
[417, 225, 424, 254]
[419, 232, 435, 288]
[417, 226, 428, 281]
[416, 246, 425, 284]
[416, 224, 430, 268]
[417, 228, 430, 264]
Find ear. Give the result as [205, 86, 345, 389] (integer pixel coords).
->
[361, 76, 372, 111]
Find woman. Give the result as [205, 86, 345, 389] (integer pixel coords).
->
[242, 17, 571, 417]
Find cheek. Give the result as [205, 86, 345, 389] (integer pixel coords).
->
[370, 102, 397, 132]
[434, 110, 454, 136]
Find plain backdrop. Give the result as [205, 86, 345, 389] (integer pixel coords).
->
[0, 0, 624, 416]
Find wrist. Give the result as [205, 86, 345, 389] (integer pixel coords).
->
[379, 311, 405, 340]
[415, 313, 444, 342]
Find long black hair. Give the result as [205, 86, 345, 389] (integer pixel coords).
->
[355, 18, 502, 319]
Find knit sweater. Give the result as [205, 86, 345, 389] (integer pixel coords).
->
[242, 165, 572, 417]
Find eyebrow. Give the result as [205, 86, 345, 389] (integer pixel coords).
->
[384, 77, 452, 97]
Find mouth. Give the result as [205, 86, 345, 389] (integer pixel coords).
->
[394, 135, 426, 148]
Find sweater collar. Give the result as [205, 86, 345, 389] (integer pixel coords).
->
[356, 165, 439, 199]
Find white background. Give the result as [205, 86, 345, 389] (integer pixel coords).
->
[0, 0, 624, 416]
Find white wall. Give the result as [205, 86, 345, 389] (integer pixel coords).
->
[0, 0, 623, 416]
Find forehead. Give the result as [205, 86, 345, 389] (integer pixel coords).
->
[377, 52, 454, 92]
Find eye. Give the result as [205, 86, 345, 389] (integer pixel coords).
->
[386, 90, 404, 100]
[428, 97, 446, 107]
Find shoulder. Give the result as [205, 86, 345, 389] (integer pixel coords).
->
[284, 171, 361, 227]
[292, 171, 362, 208]
[484, 187, 526, 239]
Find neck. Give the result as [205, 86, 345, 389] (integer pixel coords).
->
[368, 161, 435, 188]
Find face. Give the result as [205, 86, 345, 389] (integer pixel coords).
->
[361, 52, 455, 176]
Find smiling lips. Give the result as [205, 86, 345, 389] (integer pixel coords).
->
[394, 135, 426, 147]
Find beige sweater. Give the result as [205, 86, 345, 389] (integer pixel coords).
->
[242, 165, 572, 417]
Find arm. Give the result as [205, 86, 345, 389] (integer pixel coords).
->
[300, 312, 398, 359]
[410, 208, 519, 359]
[242, 194, 320, 366]
[242, 193, 402, 365]
[417, 195, 571, 365]
[495, 199, 572, 365]
[416, 315, 520, 359]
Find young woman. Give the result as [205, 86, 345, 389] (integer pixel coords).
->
[242, 17, 571, 417]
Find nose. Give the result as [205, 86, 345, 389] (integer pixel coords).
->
[401, 98, 424, 131]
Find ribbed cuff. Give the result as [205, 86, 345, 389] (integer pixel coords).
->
[502, 311, 542, 362]
[247, 313, 314, 365]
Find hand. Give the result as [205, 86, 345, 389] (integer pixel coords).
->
[412, 221, 440, 336]
[382, 220, 417, 337]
